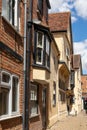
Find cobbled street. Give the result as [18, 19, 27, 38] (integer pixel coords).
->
[47, 111, 87, 130]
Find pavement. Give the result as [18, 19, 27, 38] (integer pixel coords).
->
[47, 110, 87, 130]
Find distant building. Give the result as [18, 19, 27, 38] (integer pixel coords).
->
[70, 54, 82, 115]
[81, 75, 87, 110]
[49, 12, 73, 121]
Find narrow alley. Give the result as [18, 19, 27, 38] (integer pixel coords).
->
[47, 111, 87, 130]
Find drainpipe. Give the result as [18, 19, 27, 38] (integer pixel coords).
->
[23, 0, 33, 129]
[23, 0, 28, 129]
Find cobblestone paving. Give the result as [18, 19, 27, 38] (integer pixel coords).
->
[47, 111, 87, 130]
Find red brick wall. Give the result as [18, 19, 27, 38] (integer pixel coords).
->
[0, 1, 24, 129]
[33, 0, 48, 25]
[81, 75, 87, 95]
[0, 0, 49, 129]
[0, 117, 22, 130]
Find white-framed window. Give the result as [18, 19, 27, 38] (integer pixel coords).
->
[1, 71, 11, 87]
[34, 30, 50, 69]
[30, 84, 38, 117]
[0, 70, 19, 117]
[46, 36, 50, 68]
[12, 75, 19, 112]
[2, 0, 20, 30]
[36, 31, 44, 65]
[66, 47, 69, 57]
[53, 81, 56, 106]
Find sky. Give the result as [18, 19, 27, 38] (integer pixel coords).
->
[49, 0, 87, 74]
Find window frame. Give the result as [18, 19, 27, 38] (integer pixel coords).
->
[30, 84, 39, 117]
[36, 31, 44, 65]
[0, 70, 19, 118]
[11, 75, 19, 114]
[1, 71, 11, 87]
[34, 30, 51, 69]
[45, 36, 50, 68]
[2, 0, 20, 31]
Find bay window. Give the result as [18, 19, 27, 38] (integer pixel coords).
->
[46, 37, 50, 68]
[0, 71, 19, 118]
[30, 84, 38, 117]
[2, 0, 20, 30]
[36, 31, 44, 64]
[34, 30, 50, 68]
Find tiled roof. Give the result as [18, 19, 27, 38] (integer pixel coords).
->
[49, 12, 71, 32]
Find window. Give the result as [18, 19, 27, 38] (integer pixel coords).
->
[30, 84, 38, 117]
[70, 70, 75, 89]
[34, 30, 50, 68]
[46, 37, 50, 68]
[66, 48, 69, 57]
[1, 71, 11, 86]
[36, 31, 44, 64]
[0, 88, 9, 116]
[12, 76, 19, 112]
[2, 0, 20, 30]
[59, 78, 66, 102]
[38, 0, 43, 15]
[0, 71, 19, 117]
[53, 82, 56, 106]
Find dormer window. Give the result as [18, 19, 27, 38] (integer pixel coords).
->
[2, 0, 20, 31]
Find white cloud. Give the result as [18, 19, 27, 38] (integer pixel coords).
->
[74, 39, 87, 74]
[49, 0, 87, 22]
[74, 0, 87, 19]
[49, 0, 76, 23]
[71, 16, 77, 23]
[49, 0, 73, 13]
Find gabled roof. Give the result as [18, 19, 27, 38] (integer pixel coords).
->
[49, 12, 71, 32]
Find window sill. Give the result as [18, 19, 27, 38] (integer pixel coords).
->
[0, 113, 22, 121]
[30, 114, 39, 119]
[1, 16, 23, 40]
[32, 64, 50, 73]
